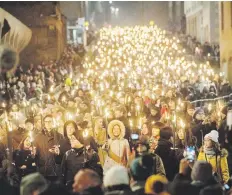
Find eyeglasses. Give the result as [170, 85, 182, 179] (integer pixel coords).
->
[44, 120, 53, 123]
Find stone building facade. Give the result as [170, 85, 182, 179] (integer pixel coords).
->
[184, 1, 219, 44]
[1, 2, 67, 65]
[219, 2, 232, 83]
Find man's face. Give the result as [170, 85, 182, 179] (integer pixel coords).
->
[44, 117, 53, 131]
[35, 118, 42, 129]
[150, 109, 158, 116]
[114, 110, 123, 118]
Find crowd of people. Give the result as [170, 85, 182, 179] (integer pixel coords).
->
[0, 24, 232, 195]
[179, 34, 220, 63]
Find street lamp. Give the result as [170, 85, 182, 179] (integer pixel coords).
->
[111, 6, 115, 14]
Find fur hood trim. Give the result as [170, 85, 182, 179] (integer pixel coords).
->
[107, 120, 125, 139]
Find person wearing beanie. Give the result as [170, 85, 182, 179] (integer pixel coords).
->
[190, 161, 220, 195]
[133, 141, 166, 177]
[104, 165, 133, 195]
[197, 130, 229, 184]
[145, 175, 169, 195]
[130, 155, 156, 195]
[20, 173, 48, 195]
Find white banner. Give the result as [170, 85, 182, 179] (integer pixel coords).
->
[0, 8, 32, 53]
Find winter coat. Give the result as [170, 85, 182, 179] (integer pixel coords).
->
[171, 173, 219, 195]
[79, 185, 104, 195]
[225, 143, 232, 176]
[13, 149, 36, 178]
[191, 122, 215, 148]
[61, 147, 102, 184]
[197, 148, 229, 183]
[155, 139, 178, 181]
[105, 185, 134, 195]
[218, 119, 227, 148]
[130, 181, 146, 195]
[34, 131, 64, 176]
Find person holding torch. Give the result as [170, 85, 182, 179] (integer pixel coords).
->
[103, 120, 130, 173]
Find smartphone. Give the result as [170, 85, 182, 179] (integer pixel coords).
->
[131, 133, 139, 140]
[185, 146, 196, 162]
[224, 184, 230, 190]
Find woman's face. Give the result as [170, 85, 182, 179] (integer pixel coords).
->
[141, 124, 149, 135]
[97, 119, 103, 127]
[177, 129, 185, 140]
[112, 125, 121, 137]
[78, 90, 84, 97]
[12, 104, 18, 112]
[24, 137, 31, 149]
[66, 123, 75, 136]
[187, 108, 195, 116]
[204, 139, 213, 149]
[35, 118, 42, 129]
[196, 113, 205, 121]
[152, 127, 160, 137]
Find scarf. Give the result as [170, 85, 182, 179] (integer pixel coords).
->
[204, 148, 216, 157]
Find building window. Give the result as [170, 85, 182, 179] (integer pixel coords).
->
[221, 2, 224, 30]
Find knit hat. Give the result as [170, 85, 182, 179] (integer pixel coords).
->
[130, 155, 154, 181]
[145, 175, 168, 195]
[20, 173, 48, 195]
[191, 161, 213, 183]
[103, 165, 129, 187]
[204, 130, 219, 143]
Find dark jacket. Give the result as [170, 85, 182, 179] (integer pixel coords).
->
[130, 181, 146, 195]
[78, 185, 104, 195]
[191, 122, 216, 148]
[34, 130, 64, 176]
[13, 149, 36, 177]
[218, 119, 227, 148]
[105, 185, 133, 195]
[155, 139, 178, 181]
[171, 173, 219, 195]
[61, 147, 102, 184]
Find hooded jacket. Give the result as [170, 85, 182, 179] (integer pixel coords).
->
[197, 148, 229, 183]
